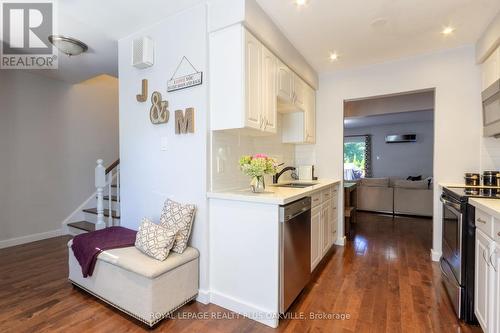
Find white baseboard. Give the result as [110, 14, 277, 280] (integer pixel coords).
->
[335, 236, 346, 246]
[430, 249, 442, 262]
[196, 289, 211, 304]
[210, 290, 279, 328]
[0, 229, 64, 249]
[60, 190, 98, 227]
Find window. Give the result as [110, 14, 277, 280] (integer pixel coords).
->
[344, 136, 366, 180]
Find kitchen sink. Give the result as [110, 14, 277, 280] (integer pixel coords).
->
[273, 183, 318, 188]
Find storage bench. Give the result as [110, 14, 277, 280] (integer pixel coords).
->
[68, 240, 199, 326]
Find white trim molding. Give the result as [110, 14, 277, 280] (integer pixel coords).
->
[335, 236, 346, 246]
[196, 289, 211, 304]
[210, 290, 279, 328]
[430, 249, 442, 262]
[0, 229, 64, 249]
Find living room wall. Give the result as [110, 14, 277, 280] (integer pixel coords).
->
[345, 120, 434, 179]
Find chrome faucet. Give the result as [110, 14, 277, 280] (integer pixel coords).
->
[273, 166, 296, 184]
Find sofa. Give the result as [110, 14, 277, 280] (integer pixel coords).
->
[356, 177, 433, 217]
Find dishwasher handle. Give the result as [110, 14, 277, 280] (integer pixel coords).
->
[284, 207, 310, 222]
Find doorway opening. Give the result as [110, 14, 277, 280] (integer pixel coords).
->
[342, 89, 435, 241]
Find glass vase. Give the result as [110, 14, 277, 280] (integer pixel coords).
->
[250, 176, 265, 193]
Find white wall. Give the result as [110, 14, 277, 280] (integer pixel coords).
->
[0, 71, 119, 245]
[345, 120, 434, 179]
[118, 4, 210, 299]
[299, 46, 482, 258]
[211, 115, 295, 191]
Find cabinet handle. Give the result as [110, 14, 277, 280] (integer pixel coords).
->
[477, 218, 487, 224]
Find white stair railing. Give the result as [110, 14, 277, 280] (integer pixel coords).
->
[95, 159, 120, 229]
[95, 159, 106, 230]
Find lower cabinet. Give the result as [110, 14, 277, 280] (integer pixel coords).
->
[475, 228, 499, 333]
[311, 206, 321, 271]
[311, 185, 338, 272]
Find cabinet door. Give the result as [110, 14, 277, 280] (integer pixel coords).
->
[277, 60, 293, 103]
[330, 197, 337, 245]
[482, 46, 500, 90]
[493, 244, 499, 333]
[293, 74, 306, 111]
[245, 30, 262, 130]
[261, 46, 277, 133]
[311, 206, 321, 271]
[304, 84, 316, 144]
[475, 229, 492, 332]
[321, 202, 330, 256]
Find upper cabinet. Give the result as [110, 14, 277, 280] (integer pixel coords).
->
[210, 24, 315, 142]
[210, 25, 276, 134]
[482, 46, 500, 91]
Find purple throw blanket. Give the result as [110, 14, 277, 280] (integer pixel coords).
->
[71, 226, 137, 277]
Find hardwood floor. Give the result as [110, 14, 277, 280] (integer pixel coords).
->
[0, 213, 482, 333]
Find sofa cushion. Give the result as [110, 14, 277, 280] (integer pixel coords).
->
[160, 199, 196, 254]
[360, 177, 389, 187]
[393, 179, 429, 189]
[135, 218, 177, 261]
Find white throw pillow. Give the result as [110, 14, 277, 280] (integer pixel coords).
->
[135, 218, 177, 261]
[160, 199, 196, 254]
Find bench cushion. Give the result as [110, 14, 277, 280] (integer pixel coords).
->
[68, 240, 199, 279]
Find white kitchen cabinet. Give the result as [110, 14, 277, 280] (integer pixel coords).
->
[245, 30, 262, 130]
[482, 46, 500, 91]
[475, 229, 493, 332]
[310, 185, 339, 271]
[304, 84, 316, 144]
[277, 60, 293, 103]
[311, 206, 321, 271]
[210, 24, 277, 134]
[261, 45, 277, 133]
[281, 81, 316, 144]
[320, 200, 330, 256]
[493, 246, 500, 333]
[293, 73, 306, 111]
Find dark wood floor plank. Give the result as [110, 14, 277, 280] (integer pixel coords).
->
[0, 213, 482, 332]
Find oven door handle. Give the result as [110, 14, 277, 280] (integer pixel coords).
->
[440, 194, 461, 211]
[439, 258, 460, 288]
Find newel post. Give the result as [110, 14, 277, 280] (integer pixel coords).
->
[95, 159, 106, 230]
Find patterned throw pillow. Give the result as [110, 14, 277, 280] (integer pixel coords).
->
[135, 218, 177, 261]
[160, 199, 196, 254]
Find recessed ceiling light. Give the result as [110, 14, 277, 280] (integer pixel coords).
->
[441, 26, 455, 35]
[329, 52, 339, 62]
[294, 0, 308, 7]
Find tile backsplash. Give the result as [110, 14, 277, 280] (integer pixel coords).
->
[211, 115, 296, 191]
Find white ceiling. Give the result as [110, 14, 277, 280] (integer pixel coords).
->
[1, 0, 204, 83]
[256, 0, 500, 73]
[344, 110, 434, 129]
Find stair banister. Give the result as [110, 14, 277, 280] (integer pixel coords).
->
[95, 159, 106, 230]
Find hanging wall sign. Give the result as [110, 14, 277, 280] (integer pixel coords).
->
[167, 56, 203, 92]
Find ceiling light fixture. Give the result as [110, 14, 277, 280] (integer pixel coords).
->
[48, 35, 88, 56]
[329, 52, 339, 62]
[441, 26, 455, 35]
[294, 0, 308, 7]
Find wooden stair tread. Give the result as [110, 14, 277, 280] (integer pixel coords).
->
[83, 208, 120, 219]
[344, 206, 356, 217]
[68, 221, 95, 232]
[99, 195, 118, 202]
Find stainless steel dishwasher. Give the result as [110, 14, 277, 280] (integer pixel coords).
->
[279, 196, 311, 313]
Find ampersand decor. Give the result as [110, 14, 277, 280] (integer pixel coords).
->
[149, 91, 169, 124]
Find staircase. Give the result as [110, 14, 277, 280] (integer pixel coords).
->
[66, 159, 120, 235]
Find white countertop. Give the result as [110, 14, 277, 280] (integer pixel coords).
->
[207, 179, 341, 205]
[469, 198, 500, 220]
[439, 182, 500, 189]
